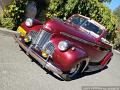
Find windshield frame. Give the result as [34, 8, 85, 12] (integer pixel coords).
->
[66, 14, 105, 38]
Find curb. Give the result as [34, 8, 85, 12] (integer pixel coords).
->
[114, 50, 120, 54]
[0, 27, 17, 36]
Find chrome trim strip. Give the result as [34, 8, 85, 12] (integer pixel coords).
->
[33, 30, 54, 56]
[60, 32, 100, 47]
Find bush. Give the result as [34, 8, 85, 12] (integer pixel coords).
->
[0, 17, 2, 26]
[114, 31, 120, 45]
[0, 0, 48, 30]
[1, 0, 27, 30]
[0, 17, 15, 30]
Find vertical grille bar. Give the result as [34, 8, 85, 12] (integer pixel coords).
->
[33, 30, 54, 55]
[34, 30, 50, 49]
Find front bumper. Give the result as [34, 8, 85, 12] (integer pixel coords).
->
[12, 33, 63, 75]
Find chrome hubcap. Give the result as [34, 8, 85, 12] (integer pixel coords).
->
[69, 62, 81, 77]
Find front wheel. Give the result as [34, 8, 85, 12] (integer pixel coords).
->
[60, 61, 86, 81]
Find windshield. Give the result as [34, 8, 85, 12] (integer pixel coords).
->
[70, 16, 87, 26]
[82, 21, 102, 35]
[69, 16, 102, 35]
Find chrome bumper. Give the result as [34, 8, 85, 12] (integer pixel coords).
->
[13, 34, 63, 75]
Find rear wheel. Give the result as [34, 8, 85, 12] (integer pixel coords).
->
[60, 61, 86, 81]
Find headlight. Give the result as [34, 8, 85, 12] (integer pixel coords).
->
[25, 18, 33, 27]
[58, 41, 69, 51]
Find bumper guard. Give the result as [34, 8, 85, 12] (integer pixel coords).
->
[12, 34, 63, 75]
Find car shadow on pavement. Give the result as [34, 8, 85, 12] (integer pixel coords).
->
[72, 66, 108, 81]
[29, 55, 64, 81]
[20, 46, 108, 81]
[19, 46, 64, 81]
[29, 54, 108, 81]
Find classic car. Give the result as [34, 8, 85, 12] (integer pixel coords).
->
[13, 14, 113, 81]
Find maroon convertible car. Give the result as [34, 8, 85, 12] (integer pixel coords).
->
[13, 14, 113, 81]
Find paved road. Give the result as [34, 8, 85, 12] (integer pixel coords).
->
[0, 32, 120, 90]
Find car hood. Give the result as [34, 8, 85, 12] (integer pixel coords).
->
[44, 19, 97, 44]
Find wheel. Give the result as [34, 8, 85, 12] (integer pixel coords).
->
[60, 61, 86, 81]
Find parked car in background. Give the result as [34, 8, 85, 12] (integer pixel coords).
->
[13, 14, 113, 81]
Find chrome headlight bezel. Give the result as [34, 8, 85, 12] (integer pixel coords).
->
[25, 18, 33, 27]
[58, 41, 69, 51]
[24, 35, 32, 42]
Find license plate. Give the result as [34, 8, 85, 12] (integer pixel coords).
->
[17, 26, 26, 36]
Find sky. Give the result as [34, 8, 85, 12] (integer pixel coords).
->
[105, 0, 120, 11]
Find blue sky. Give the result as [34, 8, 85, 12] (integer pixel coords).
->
[105, 0, 120, 11]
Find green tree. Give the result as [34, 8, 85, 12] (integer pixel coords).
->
[1, 0, 27, 30]
[113, 5, 120, 46]
[98, 0, 111, 3]
[113, 5, 120, 29]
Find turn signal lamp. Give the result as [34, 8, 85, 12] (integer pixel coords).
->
[24, 37, 29, 43]
[42, 51, 48, 58]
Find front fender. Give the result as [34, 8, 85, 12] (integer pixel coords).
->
[21, 22, 42, 33]
[50, 35, 88, 72]
[52, 45, 88, 72]
[17, 19, 42, 36]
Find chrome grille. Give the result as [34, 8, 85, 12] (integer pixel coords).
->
[33, 30, 54, 55]
[42, 42, 55, 55]
[28, 30, 38, 43]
